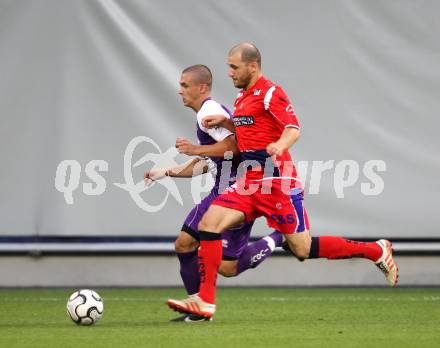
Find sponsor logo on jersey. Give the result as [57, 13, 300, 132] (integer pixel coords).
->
[253, 89, 261, 96]
[233, 116, 254, 127]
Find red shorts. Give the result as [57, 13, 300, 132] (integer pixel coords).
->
[213, 180, 310, 234]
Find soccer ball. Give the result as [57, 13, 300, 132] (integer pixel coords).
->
[66, 289, 104, 325]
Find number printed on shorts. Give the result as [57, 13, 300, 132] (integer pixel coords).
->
[271, 214, 295, 225]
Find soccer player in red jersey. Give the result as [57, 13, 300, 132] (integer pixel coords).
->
[167, 43, 398, 319]
[147, 65, 284, 321]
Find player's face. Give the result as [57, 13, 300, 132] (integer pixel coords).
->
[179, 73, 201, 109]
[228, 52, 253, 90]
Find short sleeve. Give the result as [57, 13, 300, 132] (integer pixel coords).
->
[197, 100, 234, 141]
[264, 86, 300, 129]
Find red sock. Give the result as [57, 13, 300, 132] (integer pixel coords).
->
[315, 236, 381, 261]
[198, 232, 222, 304]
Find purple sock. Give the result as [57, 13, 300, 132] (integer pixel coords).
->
[236, 231, 283, 275]
[176, 250, 200, 295]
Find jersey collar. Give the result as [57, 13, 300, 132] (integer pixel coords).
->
[200, 97, 212, 108]
[242, 75, 267, 95]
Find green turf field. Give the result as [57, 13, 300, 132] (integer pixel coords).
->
[0, 288, 439, 348]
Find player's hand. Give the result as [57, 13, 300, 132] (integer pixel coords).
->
[175, 137, 199, 156]
[266, 142, 286, 156]
[202, 115, 227, 129]
[144, 167, 168, 186]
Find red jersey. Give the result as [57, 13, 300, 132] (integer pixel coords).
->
[232, 76, 300, 184]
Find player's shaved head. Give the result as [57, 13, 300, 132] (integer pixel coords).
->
[229, 42, 261, 68]
[182, 64, 212, 89]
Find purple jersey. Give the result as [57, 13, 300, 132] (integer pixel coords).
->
[182, 98, 254, 260]
[196, 98, 240, 194]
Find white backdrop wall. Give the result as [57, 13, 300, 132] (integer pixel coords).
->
[1, 0, 439, 238]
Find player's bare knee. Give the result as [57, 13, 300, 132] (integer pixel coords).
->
[218, 268, 235, 277]
[174, 239, 195, 253]
[174, 234, 198, 253]
[218, 262, 238, 277]
[286, 231, 312, 259]
[291, 245, 309, 260]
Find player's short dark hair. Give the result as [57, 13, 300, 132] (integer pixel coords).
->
[229, 42, 261, 68]
[182, 64, 212, 89]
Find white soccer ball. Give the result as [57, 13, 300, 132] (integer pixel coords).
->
[66, 289, 104, 325]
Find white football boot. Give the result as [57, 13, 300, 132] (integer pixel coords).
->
[375, 239, 399, 287]
[167, 295, 216, 319]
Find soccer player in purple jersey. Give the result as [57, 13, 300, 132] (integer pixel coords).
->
[144, 64, 283, 322]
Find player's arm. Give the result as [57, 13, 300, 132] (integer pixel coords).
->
[175, 134, 239, 157]
[266, 127, 300, 156]
[202, 115, 236, 133]
[144, 158, 208, 184]
[167, 158, 208, 177]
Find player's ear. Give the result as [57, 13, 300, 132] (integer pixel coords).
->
[249, 61, 258, 73]
[200, 83, 209, 94]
